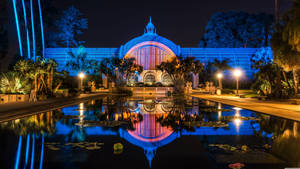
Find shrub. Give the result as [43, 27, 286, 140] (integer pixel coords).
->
[0, 72, 31, 94]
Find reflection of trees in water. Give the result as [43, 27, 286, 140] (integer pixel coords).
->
[100, 98, 143, 130]
[68, 97, 144, 131]
[257, 115, 300, 164]
[156, 98, 229, 132]
[0, 111, 62, 136]
[156, 111, 204, 132]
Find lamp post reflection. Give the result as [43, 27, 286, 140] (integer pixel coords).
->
[233, 107, 242, 132]
[79, 103, 84, 127]
[218, 103, 222, 120]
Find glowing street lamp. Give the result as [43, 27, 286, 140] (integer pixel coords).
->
[78, 72, 85, 92]
[216, 72, 223, 89]
[233, 69, 242, 95]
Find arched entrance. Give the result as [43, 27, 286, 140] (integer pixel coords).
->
[124, 41, 176, 70]
[124, 41, 176, 83]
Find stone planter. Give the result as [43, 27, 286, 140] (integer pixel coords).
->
[16, 94, 29, 102]
[0, 94, 29, 104]
[0, 95, 9, 104]
[8, 94, 17, 102]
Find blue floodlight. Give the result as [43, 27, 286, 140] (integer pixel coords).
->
[12, 0, 23, 57]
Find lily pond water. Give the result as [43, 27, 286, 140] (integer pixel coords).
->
[1, 96, 300, 169]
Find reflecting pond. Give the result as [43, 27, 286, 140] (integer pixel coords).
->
[1, 97, 300, 169]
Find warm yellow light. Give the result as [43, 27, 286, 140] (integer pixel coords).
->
[217, 73, 223, 79]
[78, 72, 85, 79]
[233, 69, 242, 78]
[234, 118, 242, 126]
[233, 107, 242, 111]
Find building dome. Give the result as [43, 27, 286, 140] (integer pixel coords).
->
[122, 17, 179, 70]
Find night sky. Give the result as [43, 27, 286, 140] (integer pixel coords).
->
[52, 0, 291, 47]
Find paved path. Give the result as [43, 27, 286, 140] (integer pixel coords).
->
[0, 93, 107, 122]
[192, 94, 300, 121]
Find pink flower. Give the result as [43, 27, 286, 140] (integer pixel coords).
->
[228, 163, 245, 169]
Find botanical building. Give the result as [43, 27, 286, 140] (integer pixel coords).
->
[46, 18, 258, 84]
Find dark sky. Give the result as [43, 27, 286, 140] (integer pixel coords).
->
[54, 0, 291, 47]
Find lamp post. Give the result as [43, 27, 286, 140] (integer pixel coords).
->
[216, 72, 223, 89]
[78, 72, 85, 92]
[233, 69, 241, 95]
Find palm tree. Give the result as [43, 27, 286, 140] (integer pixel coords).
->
[14, 59, 34, 75]
[66, 46, 96, 74]
[0, 72, 30, 94]
[45, 59, 57, 93]
[157, 56, 203, 93]
[211, 58, 232, 89]
[98, 57, 121, 86]
[118, 58, 143, 85]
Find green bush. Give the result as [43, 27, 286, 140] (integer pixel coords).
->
[0, 71, 31, 94]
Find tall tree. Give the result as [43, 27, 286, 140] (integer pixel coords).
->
[199, 11, 274, 48]
[118, 58, 143, 79]
[271, 0, 300, 94]
[50, 6, 88, 48]
[98, 57, 122, 85]
[157, 57, 203, 93]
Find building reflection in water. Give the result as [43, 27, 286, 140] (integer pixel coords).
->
[126, 102, 174, 167]
[5, 98, 300, 169]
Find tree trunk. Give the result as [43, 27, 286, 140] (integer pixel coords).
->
[275, 0, 279, 25]
[47, 68, 53, 92]
[54, 81, 62, 93]
[293, 68, 299, 95]
[34, 75, 37, 92]
[274, 67, 282, 98]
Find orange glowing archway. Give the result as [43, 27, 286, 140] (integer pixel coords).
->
[124, 41, 176, 70]
[128, 114, 174, 143]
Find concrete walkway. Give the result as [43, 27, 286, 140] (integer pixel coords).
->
[192, 94, 300, 121]
[0, 93, 107, 122]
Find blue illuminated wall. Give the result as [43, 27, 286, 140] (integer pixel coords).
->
[45, 19, 259, 78]
[46, 17, 257, 79]
[46, 47, 257, 78]
[46, 48, 120, 75]
[181, 48, 257, 78]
